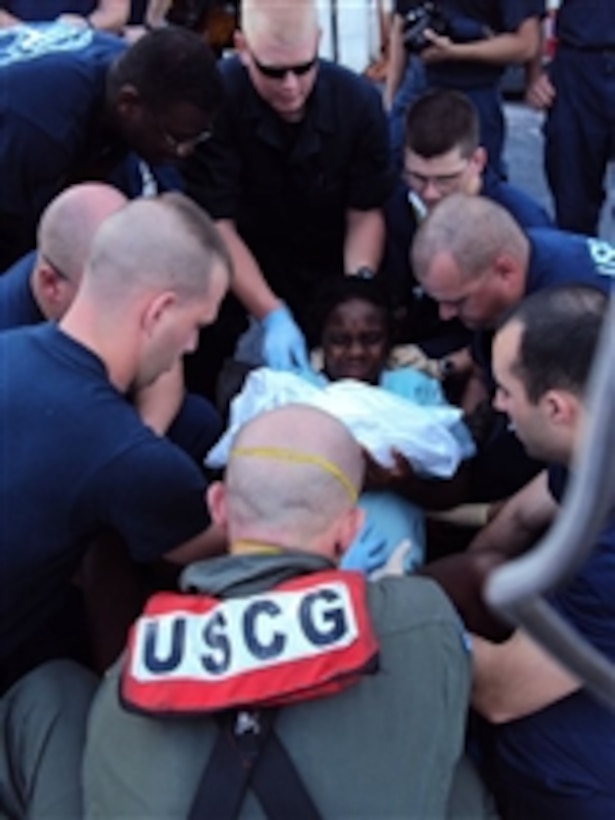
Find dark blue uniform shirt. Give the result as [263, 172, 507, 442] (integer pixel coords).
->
[556, 0, 615, 49]
[493, 463, 615, 812]
[0, 251, 42, 329]
[183, 56, 394, 319]
[2, 1, 97, 17]
[0, 23, 125, 230]
[0, 323, 211, 664]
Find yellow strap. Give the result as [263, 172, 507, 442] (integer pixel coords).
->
[232, 540, 283, 556]
[230, 446, 358, 503]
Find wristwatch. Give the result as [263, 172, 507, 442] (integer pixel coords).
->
[438, 356, 456, 380]
[352, 266, 376, 280]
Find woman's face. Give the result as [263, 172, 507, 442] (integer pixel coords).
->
[322, 297, 389, 384]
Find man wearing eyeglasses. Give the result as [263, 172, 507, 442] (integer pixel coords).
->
[183, 0, 394, 393]
[0, 22, 222, 270]
[383, 89, 552, 348]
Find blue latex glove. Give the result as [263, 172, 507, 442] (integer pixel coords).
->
[261, 305, 310, 372]
[341, 522, 390, 576]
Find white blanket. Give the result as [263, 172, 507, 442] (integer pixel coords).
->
[206, 369, 475, 479]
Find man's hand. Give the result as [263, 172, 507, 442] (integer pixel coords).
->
[261, 305, 310, 372]
[363, 448, 415, 491]
[420, 29, 459, 63]
[525, 71, 556, 110]
[388, 344, 442, 379]
[57, 13, 90, 27]
[369, 539, 413, 580]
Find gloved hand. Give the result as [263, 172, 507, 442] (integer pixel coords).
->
[341, 522, 390, 575]
[369, 539, 413, 581]
[261, 305, 310, 372]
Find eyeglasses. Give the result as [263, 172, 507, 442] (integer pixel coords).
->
[152, 113, 213, 156]
[404, 162, 470, 194]
[250, 51, 318, 80]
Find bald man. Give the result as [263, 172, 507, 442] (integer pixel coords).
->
[0, 193, 231, 693]
[0, 182, 223, 459]
[0, 182, 127, 329]
[411, 193, 615, 501]
[84, 404, 493, 819]
[183, 0, 393, 394]
[412, 194, 615, 334]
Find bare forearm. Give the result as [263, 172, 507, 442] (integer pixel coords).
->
[216, 220, 280, 319]
[472, 631, 580, 723]
[87, 0, 130, 31]
[384, 15, 407, 109]
[133, 361, 184, 436]
[0, 8, 19, 26]
[344, 208, 385, 274]
[446, 31, 538, 65]
[165, 523, 228, 564]
[469, 471, 555, 557]
[429, 18, 540, 65]
[144, 0, 171, 26]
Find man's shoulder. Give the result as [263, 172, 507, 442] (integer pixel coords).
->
[0, 250, 40, 330]
[527, 228, 615, 290]
[317, 59, 382, 104]
[484, 176, 552, 230]
[0, 23, 124, 74]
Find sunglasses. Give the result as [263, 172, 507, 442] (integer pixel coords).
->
[251, 52, 318, 80]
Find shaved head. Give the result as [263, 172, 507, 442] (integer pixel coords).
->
[412, 193, 529, 283]
[82, 192, 232, 306]
[37, 183, 127, 285]
[241, 0, 319, 47]
[223, 405, 364, 550]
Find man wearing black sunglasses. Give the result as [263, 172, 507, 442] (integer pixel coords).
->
[183, 0, 394, 393]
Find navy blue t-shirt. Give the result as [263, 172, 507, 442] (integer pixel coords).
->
[0, 23, 125, 223]
[494, 463, 615, 801]
[473, 229, 615, 385]
[525, 229, 615, 294]
[0, 323, 211, 660]
[556, 0, 615, 49]
[3, 1, 97, 17]
[395, 0, 543, 87]
[0, 251, 42, 330]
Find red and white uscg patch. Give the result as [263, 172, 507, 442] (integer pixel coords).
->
[121, 570, 379, 715]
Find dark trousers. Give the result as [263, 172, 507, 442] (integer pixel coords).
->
[545, 45, 615, 235]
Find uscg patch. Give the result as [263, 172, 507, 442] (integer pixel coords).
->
[121, 570, 379, 715]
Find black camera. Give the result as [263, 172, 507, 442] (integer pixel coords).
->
[402, 2, 449, 53]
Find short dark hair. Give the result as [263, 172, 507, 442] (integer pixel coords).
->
[504, 285, 608, 403]
[404, 89, 479, 159]
[307, 276, 393, 349]
[108, 26, 223, 114]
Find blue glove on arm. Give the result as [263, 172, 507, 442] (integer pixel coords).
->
[261, 305, 310, 372]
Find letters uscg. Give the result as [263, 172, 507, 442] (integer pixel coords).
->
[122, 570, 379, 714]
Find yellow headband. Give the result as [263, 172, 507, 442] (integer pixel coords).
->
[230, 446, 358, 503]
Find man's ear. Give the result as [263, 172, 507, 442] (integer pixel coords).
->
[142, 291, 176, 336]
[542, 389, 578, 427]
[115, 84, 142, 121]
[472, 146, 487, 174]
[206, 481, 229, 530]
[335, 506, 365, 558]
[493, 252, 520, 285]
[37, 263, 63, 302]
